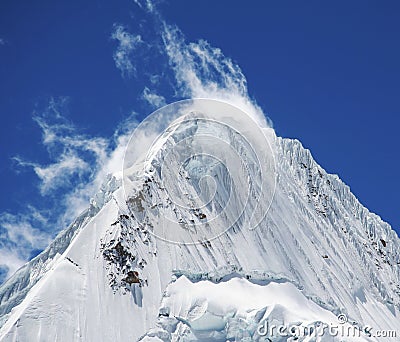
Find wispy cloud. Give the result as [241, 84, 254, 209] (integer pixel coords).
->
[0, 209, 52, 279]
[133, 0, 156, 13]
[15, 153, 89, 195]
[0, 250, 25, 283]
[142, 87, 166, 108]
[1, 98, 139, 281]
[111, 24, 143, 77]
[0, 38, 5, 46]
[14, 98, 108, 196]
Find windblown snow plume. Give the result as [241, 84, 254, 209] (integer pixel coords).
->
[160, 22, 267, 126]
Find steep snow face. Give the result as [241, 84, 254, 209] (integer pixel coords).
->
[0, 174, 120, 329]
[0, 100, 399, 341]
[122, 99, 276, 244]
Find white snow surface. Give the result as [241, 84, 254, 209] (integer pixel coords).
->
[0, 107, 399, 341]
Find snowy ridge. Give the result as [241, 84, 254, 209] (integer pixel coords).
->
[0, 114, 399, 341]
[278, 138, 400, 304]
[0, 175, 120, 328]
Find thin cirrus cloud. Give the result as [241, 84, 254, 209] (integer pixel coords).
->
[0, 208, 52, 282]
[14, 153, 89, 196]
[111, 24, 143, 77]
[1, 98, 139, 281]
[133, 0, 155, 13]
[142, 87, 166, 108]
[13, 98, 108, 196]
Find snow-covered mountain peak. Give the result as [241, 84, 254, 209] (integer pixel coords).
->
[0, 99, 399, 341]
[122, 99, 277, 244]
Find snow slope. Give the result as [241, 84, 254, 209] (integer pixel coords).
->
[0, 100, 399, 341]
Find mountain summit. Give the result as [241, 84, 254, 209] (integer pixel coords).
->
[0, 100, 399, 341]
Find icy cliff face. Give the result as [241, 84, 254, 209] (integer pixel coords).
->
[0, 101, 399, 341]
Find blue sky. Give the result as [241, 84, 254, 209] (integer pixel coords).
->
[0, 0, 399, 282]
